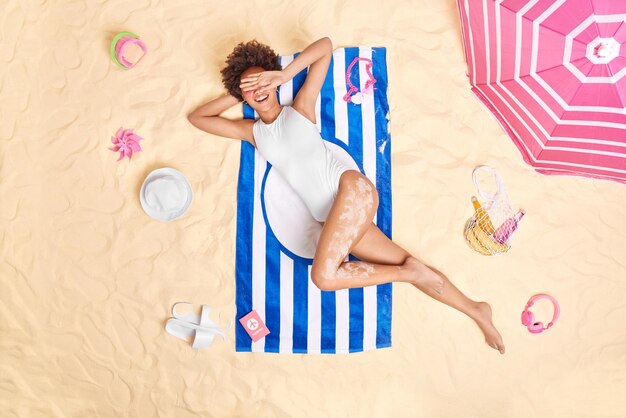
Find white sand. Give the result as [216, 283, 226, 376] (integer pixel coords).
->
[1, 0, 625, 416]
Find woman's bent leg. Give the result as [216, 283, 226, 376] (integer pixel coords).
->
[310, 171, 442, 293]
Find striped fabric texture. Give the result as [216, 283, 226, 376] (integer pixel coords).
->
[235, 47, 392, 354]
[457, 0, 626, 184]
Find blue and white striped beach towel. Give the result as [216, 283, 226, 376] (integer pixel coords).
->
[235, 47, 391, 353]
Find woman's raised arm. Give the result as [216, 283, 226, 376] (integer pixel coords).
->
[188, 94, 255, 146]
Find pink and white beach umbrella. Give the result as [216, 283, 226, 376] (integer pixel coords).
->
[457, 0, 626, 184]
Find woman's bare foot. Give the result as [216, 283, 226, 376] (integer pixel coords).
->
[403, 257, 444, 294]
[471, 302, 505, 354]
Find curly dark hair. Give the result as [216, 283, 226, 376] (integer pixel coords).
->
[220, 40, 282, 101]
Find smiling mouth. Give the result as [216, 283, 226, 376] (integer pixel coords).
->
[254, 95, 269, 103]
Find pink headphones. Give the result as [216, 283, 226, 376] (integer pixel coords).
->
[521, 294, 560, 334]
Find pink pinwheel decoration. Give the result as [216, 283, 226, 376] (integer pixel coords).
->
[109, 127, 143, 161]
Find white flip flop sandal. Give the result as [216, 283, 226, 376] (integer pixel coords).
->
[165, 302, 229, 349]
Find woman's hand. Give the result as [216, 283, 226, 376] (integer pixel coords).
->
[240, 71, 285, 94]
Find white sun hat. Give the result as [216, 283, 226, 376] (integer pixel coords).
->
[140, 167, 193, 221]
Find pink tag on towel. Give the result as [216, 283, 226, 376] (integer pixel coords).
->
[239, 310, 270, 342]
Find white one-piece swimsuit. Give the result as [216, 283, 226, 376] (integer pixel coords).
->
[252, 106, 351, 222]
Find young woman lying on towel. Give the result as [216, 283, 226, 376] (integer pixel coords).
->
[188, 37, 505, 354]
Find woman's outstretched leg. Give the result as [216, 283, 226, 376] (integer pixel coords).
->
[349, 222, 505, 354]
[310, 170, 443, 293]
[311, 170, 504, 353]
